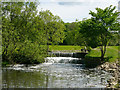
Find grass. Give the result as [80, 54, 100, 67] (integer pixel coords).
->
[49, 45, 84, 52]
[50, 45, 119, 63]
[86, 46, 119, 62]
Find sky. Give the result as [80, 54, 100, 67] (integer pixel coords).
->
[37, 0, 120, 23]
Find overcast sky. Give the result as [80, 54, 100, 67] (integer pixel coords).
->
[37, 0, 119, 23]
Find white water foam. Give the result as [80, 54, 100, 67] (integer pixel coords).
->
[45, 57, 80, 63]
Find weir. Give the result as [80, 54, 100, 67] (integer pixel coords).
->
[45, 57, 82, 64]
[49, 52, 88, 58]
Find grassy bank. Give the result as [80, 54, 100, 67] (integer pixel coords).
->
[49, 45, 84, 51]
[85, 46, 118, 62]
[50, 45, 118, 62]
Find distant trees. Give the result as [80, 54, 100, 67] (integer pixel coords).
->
[63, 22, 78, 45]
[38, 10, 65, 53]
[79, 5, 120, 60]
[63, 21, 85, 45]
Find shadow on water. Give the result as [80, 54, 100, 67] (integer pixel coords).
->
[84, 56, 113, 68]
[2, 68, 48, 88]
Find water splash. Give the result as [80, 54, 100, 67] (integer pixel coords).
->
[45, 57, 81, 64]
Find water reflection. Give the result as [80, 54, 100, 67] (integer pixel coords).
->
[2, 57, 113, 88]
[2, 69, 47, 88]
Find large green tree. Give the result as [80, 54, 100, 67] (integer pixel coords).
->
[39, 10, 65, 53]
[2, 2, 46, 64]
[80, 5, 120, 60]
[64, 22, 79, 45]
[2, 2, 66, 64]
[63, 21, 85, 45]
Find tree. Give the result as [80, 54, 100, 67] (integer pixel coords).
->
[2, 2, 46, 64]
[80, 5, 120, 60]
[108, 33, 119, 46]
[39, 10, 65, 53]
[63, 22, 85, 45]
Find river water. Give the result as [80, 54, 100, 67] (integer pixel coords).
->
[2, 57, 113, 88]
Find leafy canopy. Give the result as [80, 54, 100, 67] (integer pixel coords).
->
[79, 5, 120, 60]
[80, 5, 120, 48]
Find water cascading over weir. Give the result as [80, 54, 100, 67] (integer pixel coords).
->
[46, 51, 88, 64]
[48, 51, 88, 58]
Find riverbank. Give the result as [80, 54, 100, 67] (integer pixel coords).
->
[97, 60, 119, 88]
[2, 45, 119, 88]
[50, 46, 118, 62]
[82, 57, 119, 88]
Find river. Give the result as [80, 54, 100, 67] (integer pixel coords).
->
[2, 57, 113, 88]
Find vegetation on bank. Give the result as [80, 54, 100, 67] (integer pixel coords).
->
[84, 46, 119, 68]
[86, 46, 118, 62]
[2, 1, 119, 66]
[2, 2, 65, 65]
[50, 45, 119, 68]
[50, 45, 118, 62]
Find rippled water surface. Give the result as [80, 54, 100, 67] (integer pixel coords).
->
[2, 57, 113, 88]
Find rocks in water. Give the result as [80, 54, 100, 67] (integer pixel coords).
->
[113, 71, 118, 79]
[97, 62, 118, 72]
[97, 61, 119, 88]
[107, 77, 118, 88]
[108, 69, 116, 73]
[100, 63, 109, 70]
[109, 63, 118, 69]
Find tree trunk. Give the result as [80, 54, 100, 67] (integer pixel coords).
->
[100, 45, 106, 61]
[101, 50, 104, 61]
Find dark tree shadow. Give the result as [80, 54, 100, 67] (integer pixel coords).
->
[104, 56, 113, 62]
[83, 56, 113, 68]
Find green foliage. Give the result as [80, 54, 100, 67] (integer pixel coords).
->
[2, 2, 45, 64]
[63, 22, 85, 45]
[2, 2, 119, 65]
[84, 46, 118, 68]
[108, 33, 119, 46]
[2, 2, 66, 65]
[85, 46, 118, 62]
[79, 5, 120, 60]
[39, 10, 65, 45]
